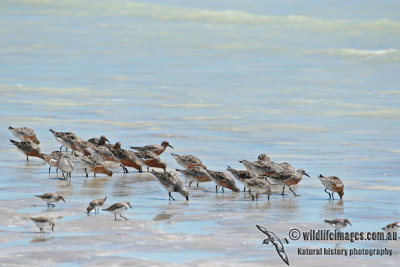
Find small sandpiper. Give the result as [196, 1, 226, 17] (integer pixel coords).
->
[110, 146, 142, 173]
[151, 170, 189, 200]
[130, 141, 173, 156]
[42, 151, 62, 173]
[134, 151, 166, 172]
[30, 216, 55, 233]
[88, 135, 109, 146]
[226, 166, 254, 192]
[205, 169, 240, 193]
[57, 154, 74, 179]
[265, 168, 310, 196]
[87, 196, 107, 215]
[34, 193, 65, 207]
[382, 222, 400, 232]
[77, 154, 113, 177]
[324, 218, 352, 230]
[102, 201, 132, 220]
[90, 142, 120, 162]
[10, 139, 44, 161]
[176, 166, 211, 187]
[318, 174, 344, 200]
[171, 153, 206, 169]
[49, 129, 77, 152]
[243, 177, 272, 201]
[8, 126, 40, 144]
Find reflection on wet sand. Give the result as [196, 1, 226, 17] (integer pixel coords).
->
[80, 176, 111, 197]
[30, 236, 54, 244]
[324, 199, 344, 214]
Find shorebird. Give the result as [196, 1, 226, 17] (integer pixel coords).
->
[42, 151, 62, 173]
[130, 141, 173, 156]
[205, 170, 240, 193]
[176, 166, 211, 187]
[243, 177, 272, 201]
[226, 166, 254, 192]
[57, 155, 74, 179]
[87, 196, 107, 215]
[264, 168, 310, 196]
[77, 154, 113, 177]
[49, 129, 77, 152]
[102, 201, 132, 220]
[87, 135, 109, 146]
[110, 147, 142, 173]
[10, 139, 44, 161]
[382, 222, 400, 232]
[34, 193, 65, 207]
[318, 174, 344, 200]
[90, 142, 120, 162]
[239, 154, 272, 174]
[134, 151, 166, 172]
[151, 170, 189, 201]
[171, 153, 206, 169]
[30, 216, 55, 233]
[256, 225, 289, 266]
[324, 218, 352, 230]
[8, 126, 40, 144]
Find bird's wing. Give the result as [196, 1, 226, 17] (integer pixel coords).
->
[256, 225, 273, 239]
[274, 244, 290, 266]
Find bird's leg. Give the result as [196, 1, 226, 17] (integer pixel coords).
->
[243, 186, 246, 192]
[59, 146, 62, 152]
[125, 167, 128, 173]
[40, 228, 44, 233]
[215, 185, 218, 193]
[120, 214, 128, 220]
[26, 156, 29, 161]
[289, 186, 300, 197]
[48, 166, 51, 173]
[256, 192, 259, 200]
[169, 192, 176, 201]
[62, 172, 65, 179]
[197, 182, 199, 187]
[56, 167, 58, 173]
[332, 192, 335, 200]
[94, 172, 96, 177]
[324, 188, 331, 199]
[222, 187, 224, 193]
[281, 186, 285, 195]
[85, 168, 88, 177]
[47, 202, 50, 206]
[249, 191, 255, 201]
[114, 214, 117, 220]
[189, 181, 193, 187]
[249, 189, 251, 193]
[65, 147, 68, 152]
[147, 166, 150, 172]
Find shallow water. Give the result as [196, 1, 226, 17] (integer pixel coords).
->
[0, 0, 400, 266]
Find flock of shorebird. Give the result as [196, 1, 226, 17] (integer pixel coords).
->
[7, 125, 388, 235]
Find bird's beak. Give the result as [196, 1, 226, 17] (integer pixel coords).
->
[168, 144, 174, 149]
[51, 225, 54, 232]
[186, 196, 189, 201]
[128, 204, 133, 209]
[61, 197, 66, 202]
[106, 138, 110, 143]
[349, 222, 352, 226]
[305, 172, 310, 177]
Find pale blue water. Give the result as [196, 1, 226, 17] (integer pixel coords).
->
[0, 0, 399, 266]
